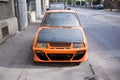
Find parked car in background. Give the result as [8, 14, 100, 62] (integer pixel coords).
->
[96, 4, 104, 9]
[91, 4, 104, 9]
[50, 2, 64, 10]
[91, 5, 96, 9]
[32, 10, 88, 63]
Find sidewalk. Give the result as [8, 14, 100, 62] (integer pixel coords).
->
[104, 9, 120, 12]
[0, 22, 41, 80]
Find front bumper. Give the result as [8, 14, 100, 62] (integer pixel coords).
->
[33, 48, 87, 62]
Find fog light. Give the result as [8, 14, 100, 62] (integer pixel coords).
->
[35, 50, 48, 60]
[73, 51, 86, 60]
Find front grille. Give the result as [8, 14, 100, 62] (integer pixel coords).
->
[48, 54, 73, 60]
[49, 42, 71, 47]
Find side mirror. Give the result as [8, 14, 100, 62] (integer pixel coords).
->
[46, 8, 49, 11]
[67, 8, 71, 10]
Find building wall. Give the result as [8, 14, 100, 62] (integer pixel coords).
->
[118, 1, 120, 9]
[104, 0, 120, 10]
[35, 0, 49, 19]
[0, 0, 18, 43]
[0, 0, 14, 20]
[114, 1, 120, 9]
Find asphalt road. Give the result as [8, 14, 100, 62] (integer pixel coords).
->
[74, 8, 120, 80]
[0, 8, 120, 80]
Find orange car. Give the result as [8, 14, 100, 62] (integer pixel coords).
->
[32, 10, 88, 63]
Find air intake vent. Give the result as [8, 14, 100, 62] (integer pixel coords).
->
[49, 42, 71, 47]
[2, 26, 9, 38]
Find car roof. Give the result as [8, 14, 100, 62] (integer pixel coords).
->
[45, 10, 76, 14]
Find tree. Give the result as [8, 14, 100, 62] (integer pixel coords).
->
[81, 1, 85, 6]
[109, 0, 113, 11]
[76, 1, 80, 5]
[67, 0, 74, 5]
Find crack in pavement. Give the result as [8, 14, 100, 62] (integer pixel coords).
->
[84, 60, 98, 80]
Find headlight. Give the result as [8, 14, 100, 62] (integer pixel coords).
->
[36, 43, 48, 48]
[73, 42, 85, 48]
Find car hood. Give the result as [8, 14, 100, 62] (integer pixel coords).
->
[37, 28, 83, 43]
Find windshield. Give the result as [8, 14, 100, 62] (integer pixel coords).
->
[41, 12, 80, 27]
